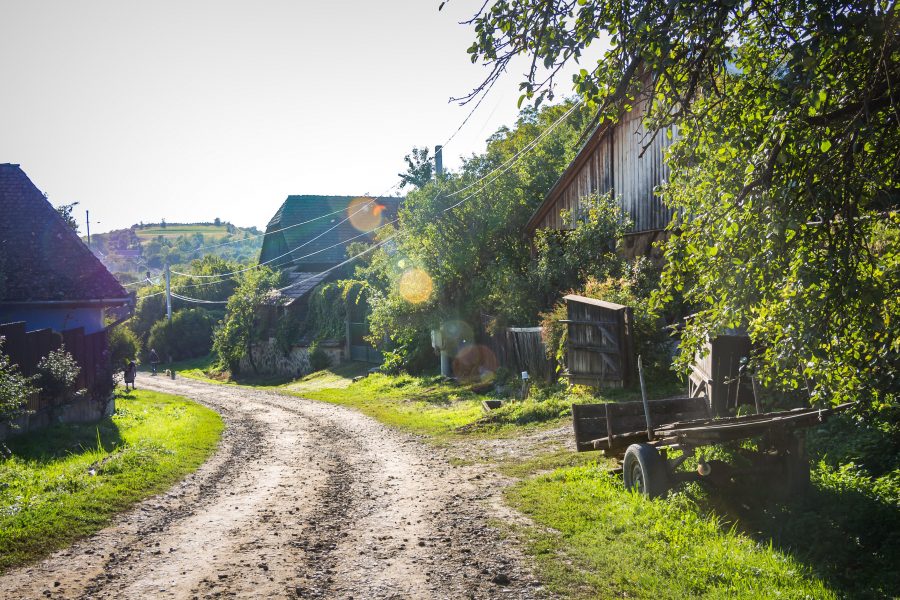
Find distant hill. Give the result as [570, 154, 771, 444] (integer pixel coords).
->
[86, 221, 263, 282]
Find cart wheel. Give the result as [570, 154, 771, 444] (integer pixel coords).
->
[623, 444, 670, 498]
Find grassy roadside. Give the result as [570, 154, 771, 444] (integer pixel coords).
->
[0, 389, 223, 572]
[503, 412, 899, 599]
[508, 467, 835, 599]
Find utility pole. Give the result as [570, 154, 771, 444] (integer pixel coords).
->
[433, 145, 451, 378]
[85, 210, 91, 248]
[165, 263, 173, 325]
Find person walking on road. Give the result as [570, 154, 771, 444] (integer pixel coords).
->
[149, 348, 160, 375]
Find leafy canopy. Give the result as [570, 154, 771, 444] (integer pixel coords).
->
[462, 0, 899, 408]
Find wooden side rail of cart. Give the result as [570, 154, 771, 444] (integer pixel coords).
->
[572, 397, 854, 499]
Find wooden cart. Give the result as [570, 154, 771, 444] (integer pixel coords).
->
[572, 394, 853, 498]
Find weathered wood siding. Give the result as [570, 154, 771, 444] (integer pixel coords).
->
[533, 96, 675, 233]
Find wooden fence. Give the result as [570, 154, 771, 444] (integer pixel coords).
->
[482, 319, 552, 382]
[0, 321, 109, 412]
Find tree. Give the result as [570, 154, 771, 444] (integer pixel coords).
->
[148, 308, 215, 361]
[108, 324, 140, 368]
[359, 101, 593, 370]
[462, 1, 899, 409]
[55, 201, 80, 233]
[398, 147, 435, 189]
[212, 267, 282, 374]
[529, 193, 629, 309]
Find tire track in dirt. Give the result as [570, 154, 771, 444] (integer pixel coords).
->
[0, 374, 548, 599]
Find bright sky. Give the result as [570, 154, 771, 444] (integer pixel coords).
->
[0, 1, 601, 233]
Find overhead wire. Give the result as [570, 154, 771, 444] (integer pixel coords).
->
[273, 99, 584, 295]
[163, 82, 502, 281]
[169, 182, 401, 279]
[139, 87, 578, 303]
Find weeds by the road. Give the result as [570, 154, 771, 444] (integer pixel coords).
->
[506, 411, 899, 600]
[509, 466, 836, 599]
[0, 389, 223, 572]
[290, 372, 485, 436]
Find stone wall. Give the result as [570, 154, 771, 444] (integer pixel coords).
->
[239, 338, 344, 379]
[0, 392, 115, 441]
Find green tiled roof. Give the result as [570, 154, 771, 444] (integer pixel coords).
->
[259, 195, 403, 271]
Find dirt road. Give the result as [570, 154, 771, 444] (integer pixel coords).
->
[0, 374, 547, 599]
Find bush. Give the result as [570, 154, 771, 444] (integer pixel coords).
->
[308, 342, 332, 372]
[129, 290, 166, 347]
[35, 347, 81, 400]
[108, 325, 140, 369]
[0, 339, 34, 421]
[147, 308, 215, 362]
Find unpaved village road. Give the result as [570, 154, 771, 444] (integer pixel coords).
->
[1, 373, 550, 599]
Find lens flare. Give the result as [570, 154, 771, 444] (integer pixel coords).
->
[399, 268, 433, 304]
[348, 196, 386, 232]
[452, 344, 499, 382]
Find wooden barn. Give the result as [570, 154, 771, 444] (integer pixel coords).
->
[524, 94, 676, 257]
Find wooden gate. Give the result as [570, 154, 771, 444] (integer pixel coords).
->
[562, 294, 634, 388]
[346, 301, 382, 364]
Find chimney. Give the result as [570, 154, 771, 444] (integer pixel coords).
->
[435, 145, 443, 177]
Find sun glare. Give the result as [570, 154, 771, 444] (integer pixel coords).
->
[398, 268, 433, 304]
[348, 196, 386, 232]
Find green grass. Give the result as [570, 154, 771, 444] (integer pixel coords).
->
[0, 389, 223, 571]
[461, 376, 685, 432]
[504, 414, 900, 600]
[508, 466, 837, 599]
[290, 371, 485, 437]
[163, 354, 228, 385]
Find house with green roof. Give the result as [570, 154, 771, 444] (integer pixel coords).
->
[260, 195, 402, 272]
[258, 194, 402, 308]
[245, 195, 403, 375]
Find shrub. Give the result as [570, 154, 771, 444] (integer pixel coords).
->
[0, 338, 34, 421]
[108, 325, 140, 368]
[308, 342, 332, 372]
[35, 347, 81, 400]
[148, 308, 215, 362]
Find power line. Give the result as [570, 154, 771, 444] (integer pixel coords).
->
[274, 99, 584, 294]
[122, 86, 506, 288]
[170, 292, 229, 305]
[135, 99, 582, 304]
[170, 184, 399, 279]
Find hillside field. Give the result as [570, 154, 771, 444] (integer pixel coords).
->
[134, 224, 232, 241]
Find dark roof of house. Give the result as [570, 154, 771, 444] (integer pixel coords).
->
[0, 164, 129, 303]
[259, 195, 403, 270]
